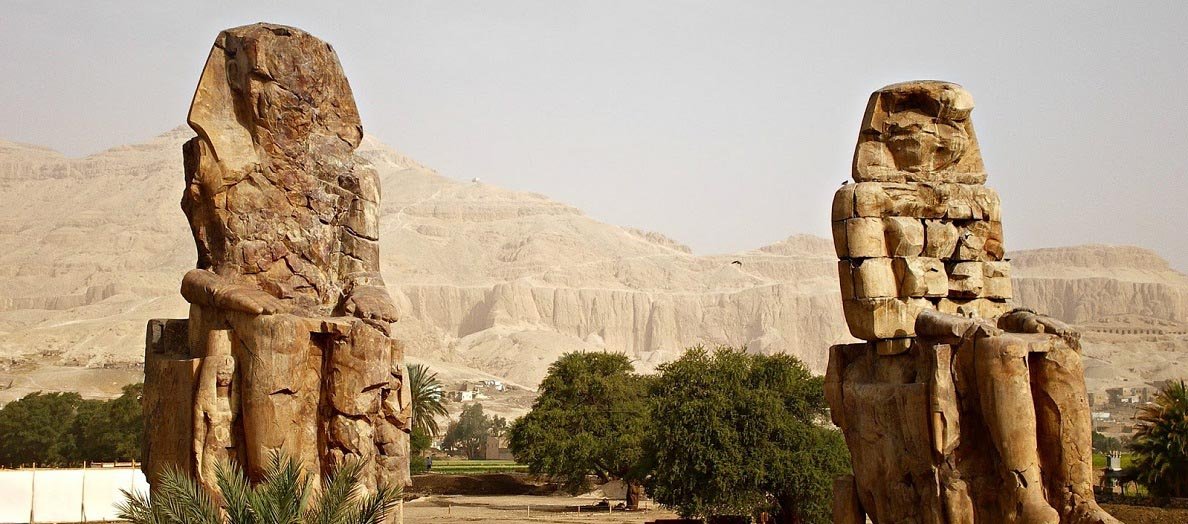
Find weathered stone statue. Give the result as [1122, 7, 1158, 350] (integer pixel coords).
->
[826, 81, 1118, 523]
[143, 23, 410, 491]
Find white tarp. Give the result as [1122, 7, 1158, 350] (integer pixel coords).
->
[0, 471, 34, 524]
[0, 467, 149, 523]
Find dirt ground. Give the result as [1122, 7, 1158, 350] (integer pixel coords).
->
[401, 495, 679, 523]
[1101, 503, 1188, 524]
[400, 497, 1187, 524]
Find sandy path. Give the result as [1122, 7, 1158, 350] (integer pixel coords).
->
[402, 495, 679, 523]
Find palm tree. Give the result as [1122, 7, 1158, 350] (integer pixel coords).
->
[1131, 380, 1188, 497]
[407, 363, 447, 437]
[117, 453, 400, 524]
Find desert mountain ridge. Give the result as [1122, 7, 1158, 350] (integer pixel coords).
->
[0, 128, 1185, 409]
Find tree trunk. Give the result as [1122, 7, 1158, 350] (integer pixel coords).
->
[774, 495, 803, 524]
[625, 480, 644, 510]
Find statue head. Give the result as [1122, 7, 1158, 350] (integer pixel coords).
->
[853, 81, 985, 184]
[186, 23, 363, 173]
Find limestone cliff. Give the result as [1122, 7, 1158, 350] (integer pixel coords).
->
[0, 129, 1183, 390]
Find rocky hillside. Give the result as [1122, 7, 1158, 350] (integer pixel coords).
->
[0, 129, 1184, 395]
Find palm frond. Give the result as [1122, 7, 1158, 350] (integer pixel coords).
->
[306, 459, 366, 524]
[216, 460, 256, 524]
[115, 486, 165, 524]
[344, 484, 401, 524]
[249, 451, 312, 524]
[120, 452, 399, 524]
[153, 466, 222, 524]
[408, 363, 448, 437]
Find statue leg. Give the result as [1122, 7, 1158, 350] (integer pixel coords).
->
[233, 314, 323, 482]
[324, 321, 408, 490]
[973, 337, 1060, 523]
[1031, 345, 1121, 524]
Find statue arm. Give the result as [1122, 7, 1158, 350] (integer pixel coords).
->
[181, 269, 287, 315]
[999, 307, 1081, 348]
[915, 309, 1003, 341]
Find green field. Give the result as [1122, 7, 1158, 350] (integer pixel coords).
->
[426, 459, 529, 474]
[1092, 452, 1135, 469]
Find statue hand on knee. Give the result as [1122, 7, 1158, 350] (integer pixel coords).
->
[181, 269, 288, 315]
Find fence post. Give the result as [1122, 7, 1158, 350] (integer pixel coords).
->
[30, 463, 36, 524]
[81, 462, 87, 523]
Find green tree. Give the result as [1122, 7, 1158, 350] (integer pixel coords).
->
[441, 403, 495, 459]
[117, 452, 400, 524]
[508, 351, 651, 508]
[409, 427, 432, 474]
[1092, 431, 1122, 454]
[1130, 380, 1188, 497]
[72, 383, 144, 462]
[0, 391, 84, 466]
[489, 415, 509, 437]
[407, 364, 447, 437]
[646, 346, 849, 524]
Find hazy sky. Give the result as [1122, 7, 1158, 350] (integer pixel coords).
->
[2, 1, 1185, 271]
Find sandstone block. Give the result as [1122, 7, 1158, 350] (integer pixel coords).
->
[844, 217, 888, 258]
[883, 217, 925, 257]
[876, 337, 912, 356]
[937, 297, 1010, 319]
[982, 261, 1012, 299]
[832, 184, 856, 221]
[974, 185, 1002, 221]
[947, 261, 984, 297]
[843, 297, 930, 340]
[923, 219, 958, 258]
[851, 258, 896, 298]
[832, 221, 849, 258]
[832, 474, 866, 524]
[883, 182, 946, 218]
[837, 260, 855, 299]
[853, 182, 891, 217]
[953, 221, 1004, 261]
[893, 257, 947, 297]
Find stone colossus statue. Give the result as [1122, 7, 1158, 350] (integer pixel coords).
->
[826, 81, 1118, 524]
[143, 23, 410, 492]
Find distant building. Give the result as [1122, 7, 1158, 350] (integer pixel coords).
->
[484, 435, 514, 461]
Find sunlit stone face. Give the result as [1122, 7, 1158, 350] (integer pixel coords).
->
[885, 112, 968, 173]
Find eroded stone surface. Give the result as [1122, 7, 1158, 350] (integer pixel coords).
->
[144, 23, 409, 492]
[826, 81, 1117, 523]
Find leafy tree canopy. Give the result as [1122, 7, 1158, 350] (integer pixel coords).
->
[508, 351, 650, 502]
[0, 383, 144, 467]
[0, 391, 84, 466]
[645, 346, 849, 524]
[441, 403, 499, 459]
[1092, 431, 1122, 454]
